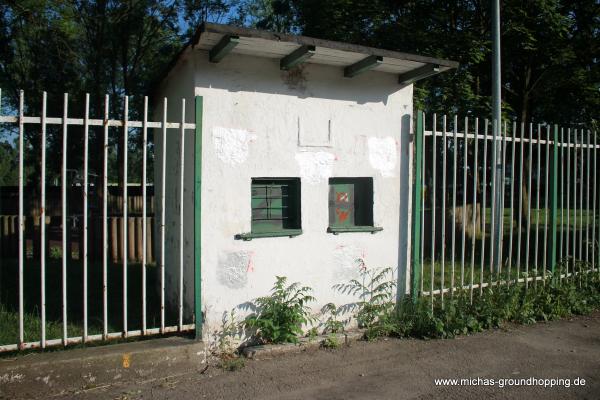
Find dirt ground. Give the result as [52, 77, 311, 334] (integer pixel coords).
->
[43, 311, 598, 400]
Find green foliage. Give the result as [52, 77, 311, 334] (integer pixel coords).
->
[244, 276, 315, 344]
[219, 355, 246, 371]
[320, 334, 340, 349]
[306, 326, 318, 341]
[320, 303, 344, 334]
[333, 263, 396, 339]
[337, 266, 600, 341]
[244, 0, 599, 127]
[215, 309, 240, 355]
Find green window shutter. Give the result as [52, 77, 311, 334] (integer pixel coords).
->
[328, 178, 374, 229]
[329, 182, 355, 227]
[251, 178, 301, 234]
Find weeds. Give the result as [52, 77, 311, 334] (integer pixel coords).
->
[219, 355, 245, 371]
[321, 303, 344, 334]
[244, 276, 315, 344]
[320, 334, 341, 349]
[333, 262, 396, 340]
[370, 272, 600, 340]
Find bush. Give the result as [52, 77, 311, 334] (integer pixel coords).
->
[244, 276, 315, 344]
[337, 267, 600, 341]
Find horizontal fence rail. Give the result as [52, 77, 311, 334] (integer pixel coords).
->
[413, 111, 599, 306]
[0, 89, 195, 352]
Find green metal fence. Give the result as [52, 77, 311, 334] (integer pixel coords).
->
[411, 111, 598, 305]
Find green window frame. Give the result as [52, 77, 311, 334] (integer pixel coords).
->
[237, 178, 302, 240]
[327, 177, 382, 234]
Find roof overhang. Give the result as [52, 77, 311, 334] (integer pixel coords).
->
[153, 23, 458, 96]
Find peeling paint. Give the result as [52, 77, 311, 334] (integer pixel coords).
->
[368, 137, 397, 177]
[295, 151, 335, 184]
[217, 251, 253, 289]
[333, 245, 366, 280]
[213, 127, 257, 165]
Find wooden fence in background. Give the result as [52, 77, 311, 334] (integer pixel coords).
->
[0, 185, 154, 263]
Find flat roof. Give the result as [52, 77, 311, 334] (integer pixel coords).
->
[155, 23, 458, 94]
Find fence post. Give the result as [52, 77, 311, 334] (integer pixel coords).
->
[411, 110, 424, 302]
[194, 96, 203, 340]
[548, 124, 559, 276]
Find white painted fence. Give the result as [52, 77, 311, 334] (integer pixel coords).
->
[414, 112, 599, 306]
[0, 89, 196, 352]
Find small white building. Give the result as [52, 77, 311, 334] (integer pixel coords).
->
[153, 23, 456, 337]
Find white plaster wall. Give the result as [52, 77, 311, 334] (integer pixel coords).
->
[155, 49, 413, 336]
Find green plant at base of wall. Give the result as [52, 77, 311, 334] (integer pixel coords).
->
[333, 263, 396, 338]
[336, 266, 600, 341]
[244, 276, 315, 344]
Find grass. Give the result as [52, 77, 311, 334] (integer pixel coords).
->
[363, 271, 600, 341]
[0, 303, 86, 345]
[420, 205, 597, 293]
[0, 257, 186, 347]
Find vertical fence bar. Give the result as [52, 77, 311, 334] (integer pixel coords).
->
[543, 126, 550, 280]
[420, 114, 426, 295]
[470, 118, 479, 301]
[62, 93, 68, 344]
[566, 129, 571, 276]
[508, 122, 516, 282]
[142, 96, 148, 335]
[489, 119, 498, 282]
[534, 124, 541, 286]
[480, 120, 488, 295]
[412, 111, 424, 301]
[194, 96, 203, 339]
[83, 93, 89, 342]
[516, 123, 525, 279]
[0, 90, 2, 304]
[160, 98, 167, 333]
[40, 92, 47, 348]
[18, 90, 24, 347]
[585, 130, 591, 267]
[579, 129, 584, 265]
[548, 124, 559, 276]
[440, 116, 446, 305]
[571, 129, 577, 275]
[461, 118, 468, 291]
[450, 116, 457, 295]
[102, 95, 109, 339]
[123, 95, 129, 337]
[179, 98, 186, 331]
[498, 121, 507, 281]
[525, 124, 533, 289]
[593, 131, 597, 274]
[430, 114, 437, 306]
[560, 128, 564, 274]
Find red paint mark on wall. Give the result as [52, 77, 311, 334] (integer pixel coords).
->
[336, 192, 349, 203]
[246, 251, 255, 273]
[336, 208, 349, 222]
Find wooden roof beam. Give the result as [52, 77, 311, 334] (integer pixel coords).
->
[398, 64, 440, 85]
[209, 35, 239, 63]
[280, 45, 316, 70]
[344, 55, 382, 78]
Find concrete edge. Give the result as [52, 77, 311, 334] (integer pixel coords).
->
[241, 330, 365, 359]
[0, 336, 209, 399]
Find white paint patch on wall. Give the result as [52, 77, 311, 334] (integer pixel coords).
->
[295, 151, 335, 184]
[332, 245, 366, 281]
[368, 137, 397, 177]
[217, 251, 254, 289]
[212, 126, 257, 165]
